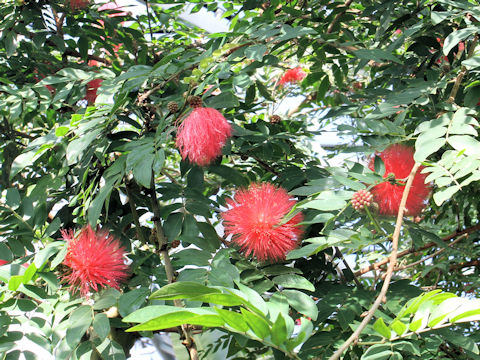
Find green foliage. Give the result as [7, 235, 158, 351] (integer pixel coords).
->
[2, 0, 480, 359]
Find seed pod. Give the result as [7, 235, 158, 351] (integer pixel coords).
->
[167, 101, 179, 113]
[270, 115, 281, 123]
[187, 95, 202, 108]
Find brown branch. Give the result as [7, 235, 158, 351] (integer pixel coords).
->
[329, 163, 421, 360]
[148, 173, 199, 360]
[355, 223, 480, 276]
[326, 0, 355, 34]
[447, 35, 479, 104]
[449, 260, 480, 271]
[252, 156, 280, 176]
[64, 49, 112, 65]
[51, 8, 65, 37]
[393, 233, 468, 272]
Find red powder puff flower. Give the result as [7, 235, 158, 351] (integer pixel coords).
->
[176, 107, 232, 166]
[70, 0, 90, 10]
[278, 67, 306, 86]
[85, 78, 103, 104]
[369, 144, 431, 217]
[61, 225, 129, 297]
[221, 183, 304, 262]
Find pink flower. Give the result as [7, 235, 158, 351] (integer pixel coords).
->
[70, 0, 90, 10]
[221, 183, 303, 262]
[85, 78, 103, 104]
[278, 67, 306, 86]
[61, 225, 129, 297]
[369, 144, 430, 217]
[176, 107, 232, 166]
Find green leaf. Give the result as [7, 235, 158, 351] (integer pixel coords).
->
[286, 243, 324, 260]
[66, 128, 102, 165]
[163, 212, 183, 242]
[360, 344, 393, 360]
[271, 312, 288, 345]
[414, 138, 445, 162]
[373, 318, 391, 339]
[127, 310, 224, 332]
[245, 44, 267, 61]
[93, 313, 110, 341]
[433, 185, 460, 206]
[354, 48, 402, 64]
[215, 308, 249, 332]
[55, 126, 69, 137]
[204, 91, 239, 109]
[443, 27, 476, 56]
[390, 319, 407, 336]
[118, 288, 149, 317]
[447, 135, 480, 157]
[150, 281, 221, 300]
[282, 289, 317, 321]
[190, 293, 244, 306]
[5, 188, 21, 210]
[66, 305, 93, 348]
[272, 274, 315, 292]
[240, 308, 270, 339]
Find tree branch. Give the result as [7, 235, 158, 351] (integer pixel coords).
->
[148, 173, 199, 360]
[329, 163, 420, 360]
[355, 223, 480, 276]
[326, 0, 355, 34]
[393, 233, 467, 272]
[447, 35, 478, 104]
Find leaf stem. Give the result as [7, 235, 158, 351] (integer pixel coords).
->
[364, 206, 386, 236]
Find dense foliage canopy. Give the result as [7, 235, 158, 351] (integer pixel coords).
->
[2, 0, 480, 359]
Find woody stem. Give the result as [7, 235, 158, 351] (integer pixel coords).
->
[148, 172, 199, 360]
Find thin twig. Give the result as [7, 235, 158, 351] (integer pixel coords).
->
[148, 173, 199, 360]
[252, 156, 280, 176]
[394, 233, 467, 272]
[145, 0, 154, 45]
[447, 35, 478, 104]
[326, 0, 354, 34]
[329, 163, 420, 360]
[355, 223, 480, 276]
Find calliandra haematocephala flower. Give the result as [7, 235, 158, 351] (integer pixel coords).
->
[221, 183, 303, 262]
[278, 67, 306, 86]
[175, 98, 232, 166]
[61, 225, 129, 297]
[368, 144, 431, 217]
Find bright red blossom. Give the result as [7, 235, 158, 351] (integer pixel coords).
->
[61, 225, 129, 297]
[369, 144, 430, 217]
[222, 183, 303, 262]
[278, 67, 306, 86]
[85, 78, 103, 104]
[176, 107, 232, 166]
